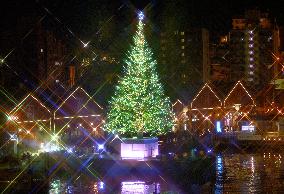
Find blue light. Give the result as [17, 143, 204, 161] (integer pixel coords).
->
[138, 11, 144, 20]
[98, 144, 104, 150]
[67, 147, 73, 153]
[99, 181, 104, 190]
[216, 121, 222, 133]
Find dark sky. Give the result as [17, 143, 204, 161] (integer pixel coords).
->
[1, 0, 283, 64]
[0, 0, 283, 100]
[1, 0, 283, 36]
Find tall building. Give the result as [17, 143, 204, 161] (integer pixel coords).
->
[159, 28, 210, 101]
[36, 23, 67, 89]
[0, 15, 69, 93]
[210, 36, 230, 82]
[228, 9, 280, 88]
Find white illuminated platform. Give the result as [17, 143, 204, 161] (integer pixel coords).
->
[121, 137, 159, 160]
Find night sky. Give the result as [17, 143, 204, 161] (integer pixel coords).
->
[1, 0, 284, 43]
[0, 0, 283, 100]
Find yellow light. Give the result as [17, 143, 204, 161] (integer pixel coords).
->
[52, 134, 59, 141]
[191, 83, 222, 109]
[224, 81, 255, 107]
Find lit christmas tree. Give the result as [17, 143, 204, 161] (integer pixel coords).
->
[105, 12, 173, 138]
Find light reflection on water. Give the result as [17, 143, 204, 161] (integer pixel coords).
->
[49, 179, 161, 194]
[48, 152, 284, 193]
[215, 152, 284, 193]
[215, 154, 223, 194]
[121, 181, 160, 194]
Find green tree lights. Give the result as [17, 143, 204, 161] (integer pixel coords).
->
[104, 12, 173, 138]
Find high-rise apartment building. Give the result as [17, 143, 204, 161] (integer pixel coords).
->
[159, 28, 210, 100]
[1, 16, 69, 91]
[210, 36, 230, 82]
[228, 9, 280, 88]
[36, 23, 67, 89]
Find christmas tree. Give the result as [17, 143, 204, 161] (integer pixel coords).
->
[104, 12, 173, 138]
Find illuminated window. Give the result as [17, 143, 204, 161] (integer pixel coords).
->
[249, 71, 254, 75]
[181, 46, 185, 49]
[40, 49, 44, 53]
[181, 31, 185, 35]
[181, 39, 185, 42]
[181, 53, 185, 57]
[249, 57, 254, 61]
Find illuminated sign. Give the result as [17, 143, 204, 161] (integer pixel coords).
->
[241, 125, 255, 132]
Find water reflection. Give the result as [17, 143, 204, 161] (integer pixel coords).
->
[47, 152, 284, 193]
[215, 155, 223, 194]
[93, 181, 104, 193]
[121, 181, 160, 194]
[215, 152, 284, 193]
[49, 179, 161, 194]
[49, 179, 61, 194]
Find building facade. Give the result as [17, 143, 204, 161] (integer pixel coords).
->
[159, 28, 210, 101]
[228, 9, 280, 88]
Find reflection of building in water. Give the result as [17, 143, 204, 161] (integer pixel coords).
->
[49, 179, 61, 194]
[93, 181, 104, 193]
[49, 179, 74, 194]
[215, 155, 223, 194]
[121, 181, 160, 194]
